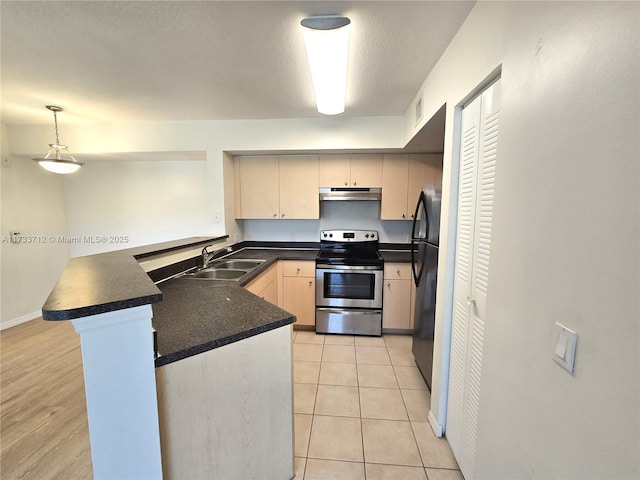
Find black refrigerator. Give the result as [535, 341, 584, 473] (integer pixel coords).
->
[411, 180, 442, 390]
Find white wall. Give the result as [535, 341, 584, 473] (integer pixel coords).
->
[404, 2, 639, 479]
[244, 201, 412, 243]
[0, 127, 70, 328]
[63, 159, 212, 257]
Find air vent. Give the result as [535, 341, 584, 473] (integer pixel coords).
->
[415, 97, 423, 125]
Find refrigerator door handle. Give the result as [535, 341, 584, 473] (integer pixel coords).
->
[411, 191, 428, 241]
[411, 241, 425, 287]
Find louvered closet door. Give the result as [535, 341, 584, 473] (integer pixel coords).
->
[447, 78, 501, 479]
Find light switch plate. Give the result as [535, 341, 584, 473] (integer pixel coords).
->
[552, 322, 578, 374]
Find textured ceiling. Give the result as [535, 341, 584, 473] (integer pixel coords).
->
[1, 1, 474, 126]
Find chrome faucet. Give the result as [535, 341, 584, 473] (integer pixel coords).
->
[201, 245, 232, 268]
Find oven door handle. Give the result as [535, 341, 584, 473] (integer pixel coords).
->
[316, 264, 382, 271]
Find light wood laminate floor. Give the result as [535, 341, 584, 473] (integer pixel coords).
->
[1, 318, 92, 479]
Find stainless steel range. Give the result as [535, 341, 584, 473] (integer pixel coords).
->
[315, 230, 384, 336]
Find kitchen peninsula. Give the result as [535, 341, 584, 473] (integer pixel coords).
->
[41, 236, 297, 480]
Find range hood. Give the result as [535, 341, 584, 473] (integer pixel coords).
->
[319, 187, 382, 201]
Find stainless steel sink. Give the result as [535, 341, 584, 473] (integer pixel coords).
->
[185, 269, 247, 280]
[210, 259, 265, 270]
[181, 258, 266, 281]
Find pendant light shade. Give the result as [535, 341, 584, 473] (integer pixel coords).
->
[301, 15, 351, 115]
[32, 106, 84, 174]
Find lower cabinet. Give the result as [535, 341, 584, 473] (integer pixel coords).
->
[281, 260, 316, 327]
[244, 263, 279, 305]
[382, 263, 415, 331]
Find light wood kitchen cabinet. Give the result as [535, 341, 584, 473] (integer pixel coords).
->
[238, 156, 280, 219]
[319, 154, 382, 187]
[245, 262, 279, 305]
[407, 154, 442, 211]
[281, 260, 316, 327]
[236, 156, 318, 219]
[381, 154, 443, 220]
[279, 156, 319, 219]
[382, 263, 414, 331]
[381, 155, 410, 220]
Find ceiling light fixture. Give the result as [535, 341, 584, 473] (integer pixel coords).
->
[301, 15, 351, 115]
[32, 105, 84, 174]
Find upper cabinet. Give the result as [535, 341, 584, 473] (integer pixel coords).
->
[237, 156, 280, 219]
[279, 156, 319, 219]
[235, 153, 440, 221]
[319, 154, 382, 187]
[236, 156, 319, 219]
[381, 154, 443, 220]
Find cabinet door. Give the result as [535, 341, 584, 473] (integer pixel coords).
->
[282, 277, 316, 326]
[381, 155, 410, 219]
[245, 263, 279, 303]
[382, 279, 412, 330]
[238, 156, 279, 219]
[407, 154, 443, 218]
[350, 154, 382, 187]
[279, 156, 319, 219]
[259, 279, 278, 305]
[319, 155, 350, 187]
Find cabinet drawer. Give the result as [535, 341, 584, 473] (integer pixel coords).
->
[281, 260, 315, 277]
[384, 263, 412, 281]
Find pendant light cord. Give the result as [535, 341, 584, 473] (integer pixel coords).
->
[53, 109, 60, 145]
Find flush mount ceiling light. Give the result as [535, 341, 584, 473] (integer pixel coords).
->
[32, 105, 84, 174]
[301, 15, 351, 115]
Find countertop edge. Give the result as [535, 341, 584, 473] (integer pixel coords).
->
[154, 316, 295, 367]
[42, 236, 227, 320]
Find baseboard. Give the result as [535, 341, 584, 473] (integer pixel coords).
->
[428, 410, 444, 437]
[1, 310, 41, 330]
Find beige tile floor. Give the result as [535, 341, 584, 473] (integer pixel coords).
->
[292, 330, 464, 480]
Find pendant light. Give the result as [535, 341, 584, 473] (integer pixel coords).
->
[301, 15, 351, 115]
[32, 105, 84, 174]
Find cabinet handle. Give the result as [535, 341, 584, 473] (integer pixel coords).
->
[297, 268, 301, 273]
[344, 181, 348, 186]
[281, 213, 285, 218]
[273, 213, 277, 218]
[387, 282, 391, 288]
[410, 214, 414, 219]
[353, 181, 357, 186]
[467, 296, 476, 306]
[397, 269, 401, 276]
[402, 214, 406, 219]
[309, 281, 313, 286]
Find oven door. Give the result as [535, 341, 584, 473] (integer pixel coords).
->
[316, 265, 383, 309]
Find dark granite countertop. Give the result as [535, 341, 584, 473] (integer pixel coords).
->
[153, 280, 295, 367]
[42, 235, 227, 320]
[379, 249, 413, 263]
[43, 237, 413, 366]
[151, 245, 416, 366]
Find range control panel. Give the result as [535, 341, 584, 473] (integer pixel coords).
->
[320, 230, 378, 242]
